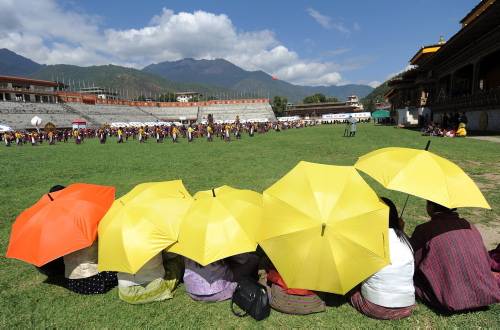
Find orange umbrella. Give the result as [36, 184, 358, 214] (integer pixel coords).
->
[6, 183, 115, 266]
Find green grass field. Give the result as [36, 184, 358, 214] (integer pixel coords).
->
[1, 124, 499, 328]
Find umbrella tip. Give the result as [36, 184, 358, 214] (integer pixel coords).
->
[321, 223, 326, 236]
[212, 188, 216, 197]
[425, 140, 431, 151]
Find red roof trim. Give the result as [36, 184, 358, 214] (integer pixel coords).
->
[0, 75, 58, 87]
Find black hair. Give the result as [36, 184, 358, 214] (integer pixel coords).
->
[381, 197, 412, 250]
[49, 185, 66, 193]
[427, 200, 456, 213]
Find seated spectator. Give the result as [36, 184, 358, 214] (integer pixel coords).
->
[488, 244, 500, 288]
[444, 129, 456, 138]
[349, 197, 415, 320]
[117, 253, 183, 304]
[258, 256, 326, 315]
[411, 201, 500, 313]
[184, 253, 259, 302]
[36, 185, 68, 279]
[63, 241, 117, 294]
[36, 185, 117, 294]
[455, 123, 467, 137]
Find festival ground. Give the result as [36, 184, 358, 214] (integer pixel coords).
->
[1, 124, 499, 328]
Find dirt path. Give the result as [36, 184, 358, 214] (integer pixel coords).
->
[469, 136, 500, 143]
[475, 221, 500, 250]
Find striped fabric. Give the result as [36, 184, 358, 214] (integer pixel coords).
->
[349, 289, 414, 320]
[411, 213, 500, 312]
[269, 284, 326, 315]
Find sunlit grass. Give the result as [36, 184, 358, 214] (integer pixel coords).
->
[1, 124, 498, 327]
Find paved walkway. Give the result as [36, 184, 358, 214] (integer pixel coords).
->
[469, 136, 500, 143]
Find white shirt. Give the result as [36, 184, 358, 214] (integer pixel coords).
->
[64, 242, 99, 279]
[117, 253, 165, 287]
[361, 229, 415, 308]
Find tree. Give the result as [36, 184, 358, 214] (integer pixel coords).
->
[302, 93, 338, 104]
[271, 96, 288, 116]
[366, 99, 376, 112]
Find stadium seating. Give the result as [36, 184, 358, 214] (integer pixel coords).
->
[197, 103, 276, 122]
[0, 100, 276, 129]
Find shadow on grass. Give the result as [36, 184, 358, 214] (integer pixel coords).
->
[42, 275, 67, 289]
[416, 298, 491, 316]
[321, 293, 347, 307]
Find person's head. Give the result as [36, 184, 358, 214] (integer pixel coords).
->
[426, 200, 455, 216]
[381, 197, 404, 231]
[381, 197, 411, 248]
[49, 185, 65, 193]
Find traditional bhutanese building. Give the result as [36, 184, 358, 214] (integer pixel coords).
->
[284, 96, 364, 117]
[0, 76, 59, 103]
[385, 0, 500, 131]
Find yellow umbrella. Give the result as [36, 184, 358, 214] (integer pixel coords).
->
[259, 161, 390, 294]
[98, 180, 193, 273]
[168, 186, 262, 266]
[354, 147, 490, 209]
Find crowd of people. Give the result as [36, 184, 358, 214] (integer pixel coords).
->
[421, 112, 468, 137]
[38, 185, 500, 320]
[1, 120, 319, 147]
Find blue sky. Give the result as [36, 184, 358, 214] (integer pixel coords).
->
[1, 0, 478, 87]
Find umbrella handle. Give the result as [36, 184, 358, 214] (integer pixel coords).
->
[47, 193, 54, 201]
[400, 140, 431, 217]
[400, 194, 409, 218]
[321, 223, 326, 236]
[212, 188, 216, 197]
[425, 140, 431, 151]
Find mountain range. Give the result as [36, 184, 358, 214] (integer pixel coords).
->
[0, 48, 373, 102]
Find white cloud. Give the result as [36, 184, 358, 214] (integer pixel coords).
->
[368, 80, 381, 88]
[307, 8, 332, 29]
[307, 8, 351, 34]
[386, 64, 417, 80]
[323, 48, 351, 56]
[0, 0, 349, 85]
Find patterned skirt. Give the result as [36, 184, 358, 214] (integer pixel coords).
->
[66, 271, 117, 295]
[349, 289, 415, 320]
[269, 284, 326, 315]
[118, 257, 183, 304]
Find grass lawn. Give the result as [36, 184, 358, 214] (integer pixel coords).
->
[1, 124, 499, 328]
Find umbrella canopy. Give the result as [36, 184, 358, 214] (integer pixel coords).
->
[259, 161, 390, 294]
[354, 147, 490, 209]
[371, 110, 390, 118]
[6, 183, 115, 266]
[98, 180, 193, 273]
[168, 185, 262, 266]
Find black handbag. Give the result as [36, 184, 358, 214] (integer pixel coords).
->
[231, 278, 270, 321]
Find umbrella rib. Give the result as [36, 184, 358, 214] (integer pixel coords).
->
[384, 152, 422, 189]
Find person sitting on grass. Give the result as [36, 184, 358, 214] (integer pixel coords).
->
[410, 201, 500, 313]
[36, 185, 117, 294]
[117, 253, 183, 304]
[455, 123, 467, 137]
[183, 253, 259, 302]
[258, 255, 326, 315]
[63, 240, 117, 294]
[348, 197, 415, 320]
